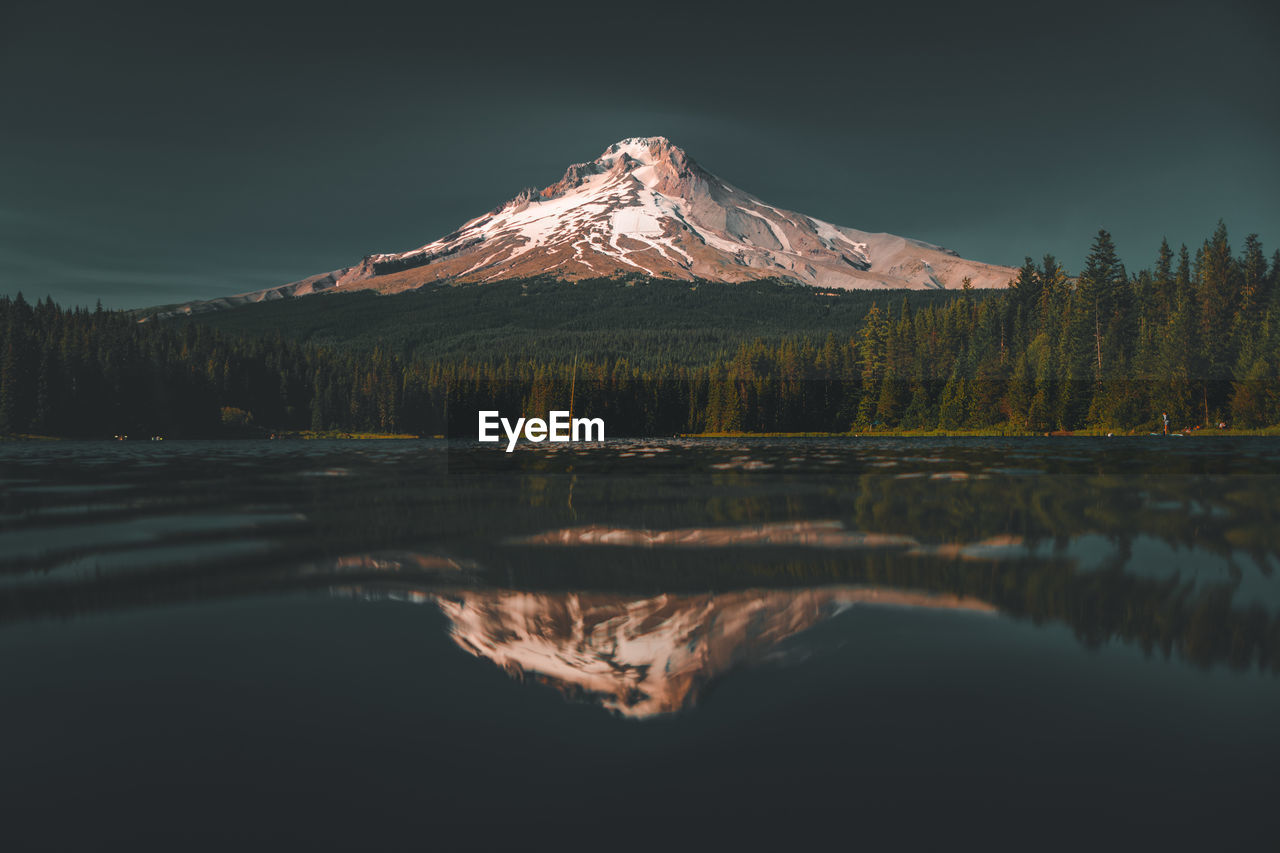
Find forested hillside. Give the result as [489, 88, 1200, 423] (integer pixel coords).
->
[161, 277, 980, 367]
[2, 223, 1276, 437]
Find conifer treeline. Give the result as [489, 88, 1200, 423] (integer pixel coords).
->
[1, 223, 1277, 437]
[0, 299, 435, 437]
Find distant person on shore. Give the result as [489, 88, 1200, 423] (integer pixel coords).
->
[1162, 412, 1169, 435]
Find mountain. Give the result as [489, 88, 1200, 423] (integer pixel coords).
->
[168, 137, 1014, 314]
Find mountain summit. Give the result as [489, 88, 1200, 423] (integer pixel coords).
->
[179, 137, 1014, 312]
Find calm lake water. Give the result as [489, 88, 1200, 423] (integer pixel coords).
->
[2, 438, 1278, 848]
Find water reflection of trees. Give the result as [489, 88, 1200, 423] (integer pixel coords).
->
[486, 549, 1278, 673]
[489, 469, 1280, 575]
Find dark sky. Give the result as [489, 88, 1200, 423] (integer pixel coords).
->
[3, 0, 1277, 308]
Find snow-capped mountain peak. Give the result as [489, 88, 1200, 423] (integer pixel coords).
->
[167, 136, 1014, 313]
[598, 135, 682, 167]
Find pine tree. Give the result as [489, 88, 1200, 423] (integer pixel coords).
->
[855, 303, 888, 426]
[938, 366, 968, 430]
[1239, 233, 1267, 324]
[1011, 257, 1041, 321]
[1153, 237, 1175, 319]
[1196, 221, 1239, 422]
[1076, 229, 1128, 388]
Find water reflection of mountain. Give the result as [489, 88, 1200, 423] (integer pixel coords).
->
[3, 440, 1279, 675]
[4, 527, 1278, 677]
[338, 585, 995, 718]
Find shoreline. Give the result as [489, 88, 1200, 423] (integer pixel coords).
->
[8, 429, 1280, 442]
[681, 428, 1280, 438]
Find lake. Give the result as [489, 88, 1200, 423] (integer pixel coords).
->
[2, 438, 1277, 848]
